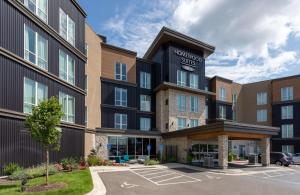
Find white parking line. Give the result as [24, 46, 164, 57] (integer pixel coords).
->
[156, 175, 183, 183]
[148, 172, 177, 179]
[143, 170, 170, 176]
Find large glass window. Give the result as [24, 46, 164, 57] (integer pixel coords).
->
[140, 95, 151, 111]
[118, 138, 128, 157]
[59, 50, 75, 85]
[108, 137, 118, 157]
[177, 117, 187, 130]
[177, 94, 187, 112]
[114, 113, 127, 129]
[177, 70, 187, 86]
[59, 8, 75, 45]
[24, 25, 48, 70]
[219, 87, 227, 101]
[128, 138, 136, 159]
[282, 145, 294, 154]
[140, 72, 151, 89]
[219, 105, 226, 119]
[257, 92, 267, 105]
[190, 96, 199, 112]
[136, 138, 143, 156]
[115, 62, 127, 81]
[282, 124, 293, 138]
[24, 0, 48, 23]
[140, 117, 151, 131]
[115, 88, 127, 107]
[281, 87, 293, 101]
[24, 78, 48, 113]
[281, 105, 293, 119]
[257, 109, 267, 122]
[189, 73, 198, 89]
[143, 138, 150, 156]
[190, 119, 199, 127]
[59, 92, 75, 123]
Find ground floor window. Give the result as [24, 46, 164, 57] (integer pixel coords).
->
[191, 143, 218, 165]
[108, 136, 156, 160]
[282, 145, 294, 154]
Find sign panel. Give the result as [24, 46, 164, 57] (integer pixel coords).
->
[174, 49, 203, 72]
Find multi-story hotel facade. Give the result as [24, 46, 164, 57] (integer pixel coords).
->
[0, 0, 87, 175]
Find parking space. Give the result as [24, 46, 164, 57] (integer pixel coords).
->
[130, 167, 202, 186]
[98, 165, 300, 195]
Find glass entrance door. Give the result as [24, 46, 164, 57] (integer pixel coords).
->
[191, 142, 218, 165]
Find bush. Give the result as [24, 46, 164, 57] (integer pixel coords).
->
[8, 164, 58, 180]
[144, 159, 160, 166]
[87, 155, 102, 166]
[167, 156, 177, 163]
[61, 157, 78, 170]
[3, 163, 22, 175]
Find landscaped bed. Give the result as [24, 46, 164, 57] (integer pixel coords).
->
[0, 169, 93, 195]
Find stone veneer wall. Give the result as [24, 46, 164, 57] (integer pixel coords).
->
[95, 133, 108, 159]
[163, 136, 192, 163]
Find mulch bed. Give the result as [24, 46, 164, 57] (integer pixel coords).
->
[0, 178, 17, 185]
[25, 182, 66, 193]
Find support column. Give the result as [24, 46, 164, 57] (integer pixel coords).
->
[218, 135, 228, 169]
[260, 137, 270, 166]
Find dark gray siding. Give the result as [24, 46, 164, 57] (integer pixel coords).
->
[0, 57, 85, 125]
[0, 1, 85, 89]
[0, 117, 84, 175]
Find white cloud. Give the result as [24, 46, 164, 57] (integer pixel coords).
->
[102, 0, 300, 83]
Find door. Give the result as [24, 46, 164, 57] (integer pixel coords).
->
[239, 145, 246, 158]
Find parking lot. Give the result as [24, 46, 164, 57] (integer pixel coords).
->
[98, 165, 300, 195]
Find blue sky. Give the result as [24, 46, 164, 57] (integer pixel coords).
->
[78, 0, 300, 83]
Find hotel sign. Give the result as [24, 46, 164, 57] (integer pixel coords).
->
[174, 49, 203, 71]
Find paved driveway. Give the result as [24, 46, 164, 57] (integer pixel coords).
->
[98, 165, 300, 195]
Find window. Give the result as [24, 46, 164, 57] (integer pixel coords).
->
[177, 70, 187, 86]
[140, 72, 151, 89]
[24, 25, 48, 70]
[177, 118, 187, 130]
[140, 95, 151, 111]
[282, 145, 294, 154]
[232, 93, 237, 106]
[281, 105, 293, 119]
[282, 124, 293, 138]
[190, 96, 199, 112]
[219, 105, 226, 119]
[281, 87, 293, 101]
[59, 92, 75, 123]
[177, 94, 186, 112]
[205, 105, 208, 119]
[140, 118, 151, 131]
[85, 106, 88, 126]
[23, 78, 48, 113]
[232, 110, 237, 121]
[219, 87, 227, 101]
[115, 88, 127, 107]
[114, 113, 127, 129]
[190, 119, 199, 128]
[257, 109, 267, 122]
[190, 74, 198, 89]
[24, 0, 48, 23]
[205, 86, 208, 91]
[115, 63, 127, 81]
[257, 92, 267, 105]
[59, 50, 75, 85]
[59, 8, 75, 45]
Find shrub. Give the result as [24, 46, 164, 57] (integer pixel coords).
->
[3, 163, 22, 175]
[144, 159, 160, 166]
[61, 157, 78, 170]
[8, 164, 58, 180]
[167, 156, 177, 163]
[87, 155, 102, 166]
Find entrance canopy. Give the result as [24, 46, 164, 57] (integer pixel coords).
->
[162, 120, 279, 140]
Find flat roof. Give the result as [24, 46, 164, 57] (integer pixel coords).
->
[162, 120, 279, 138]
[144, 27, 215, 59]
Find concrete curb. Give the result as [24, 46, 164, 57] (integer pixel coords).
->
[85, 167, 107, 195]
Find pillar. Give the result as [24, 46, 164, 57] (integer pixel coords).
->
[218, 135, 228, 169]
[260, 137, 270, 166]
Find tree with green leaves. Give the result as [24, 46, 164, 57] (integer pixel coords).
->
[25, 97, 64, 185]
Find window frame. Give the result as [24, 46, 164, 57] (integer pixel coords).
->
[177, 70, 187, 86]
[114, 113, 127, 129]
[281, 87, 293, 101]
[23, 77, 48, 113]
[140, 72, 151, 89]
[140, 117, 151, 131]
[115, 87, 127, 107]
[257, 92, 267, 105]
[59, 91, 75, 123]
[282, 145, 294, 154]
[177, 94, 187, 112]
[59, 50, 75, 85]
[24, 0, 48, 23]
[177, 117, 187, 130]
[59, 8, 75, 46]
[140, 95, 151, 112]
[190, 119, 199, 128]
[189, 73, 199, 89]
[219, 87, 227, 101]
[115, 62, 127, 81]
[24, 24, 48, 70]
[281, 105, 293, 119]
[219, 105, 226, 119]
[190, 96, 199, 113]
[281, 124, 293, 138]
[257, 109, 267, 122]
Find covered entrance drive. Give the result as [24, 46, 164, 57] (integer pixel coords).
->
[162, 120, 279, 169]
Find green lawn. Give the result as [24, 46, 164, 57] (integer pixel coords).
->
[0, 169, 93, 195]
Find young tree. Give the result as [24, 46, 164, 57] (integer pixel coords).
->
[25, 97, 64, 185]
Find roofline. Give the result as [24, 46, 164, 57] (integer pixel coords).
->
[210, 75, 233, 83]
[71, 0, 87, 17]
[271, 74, 300, 83]
[144, 27, 215, 59]
[101, 43, 137, 56]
